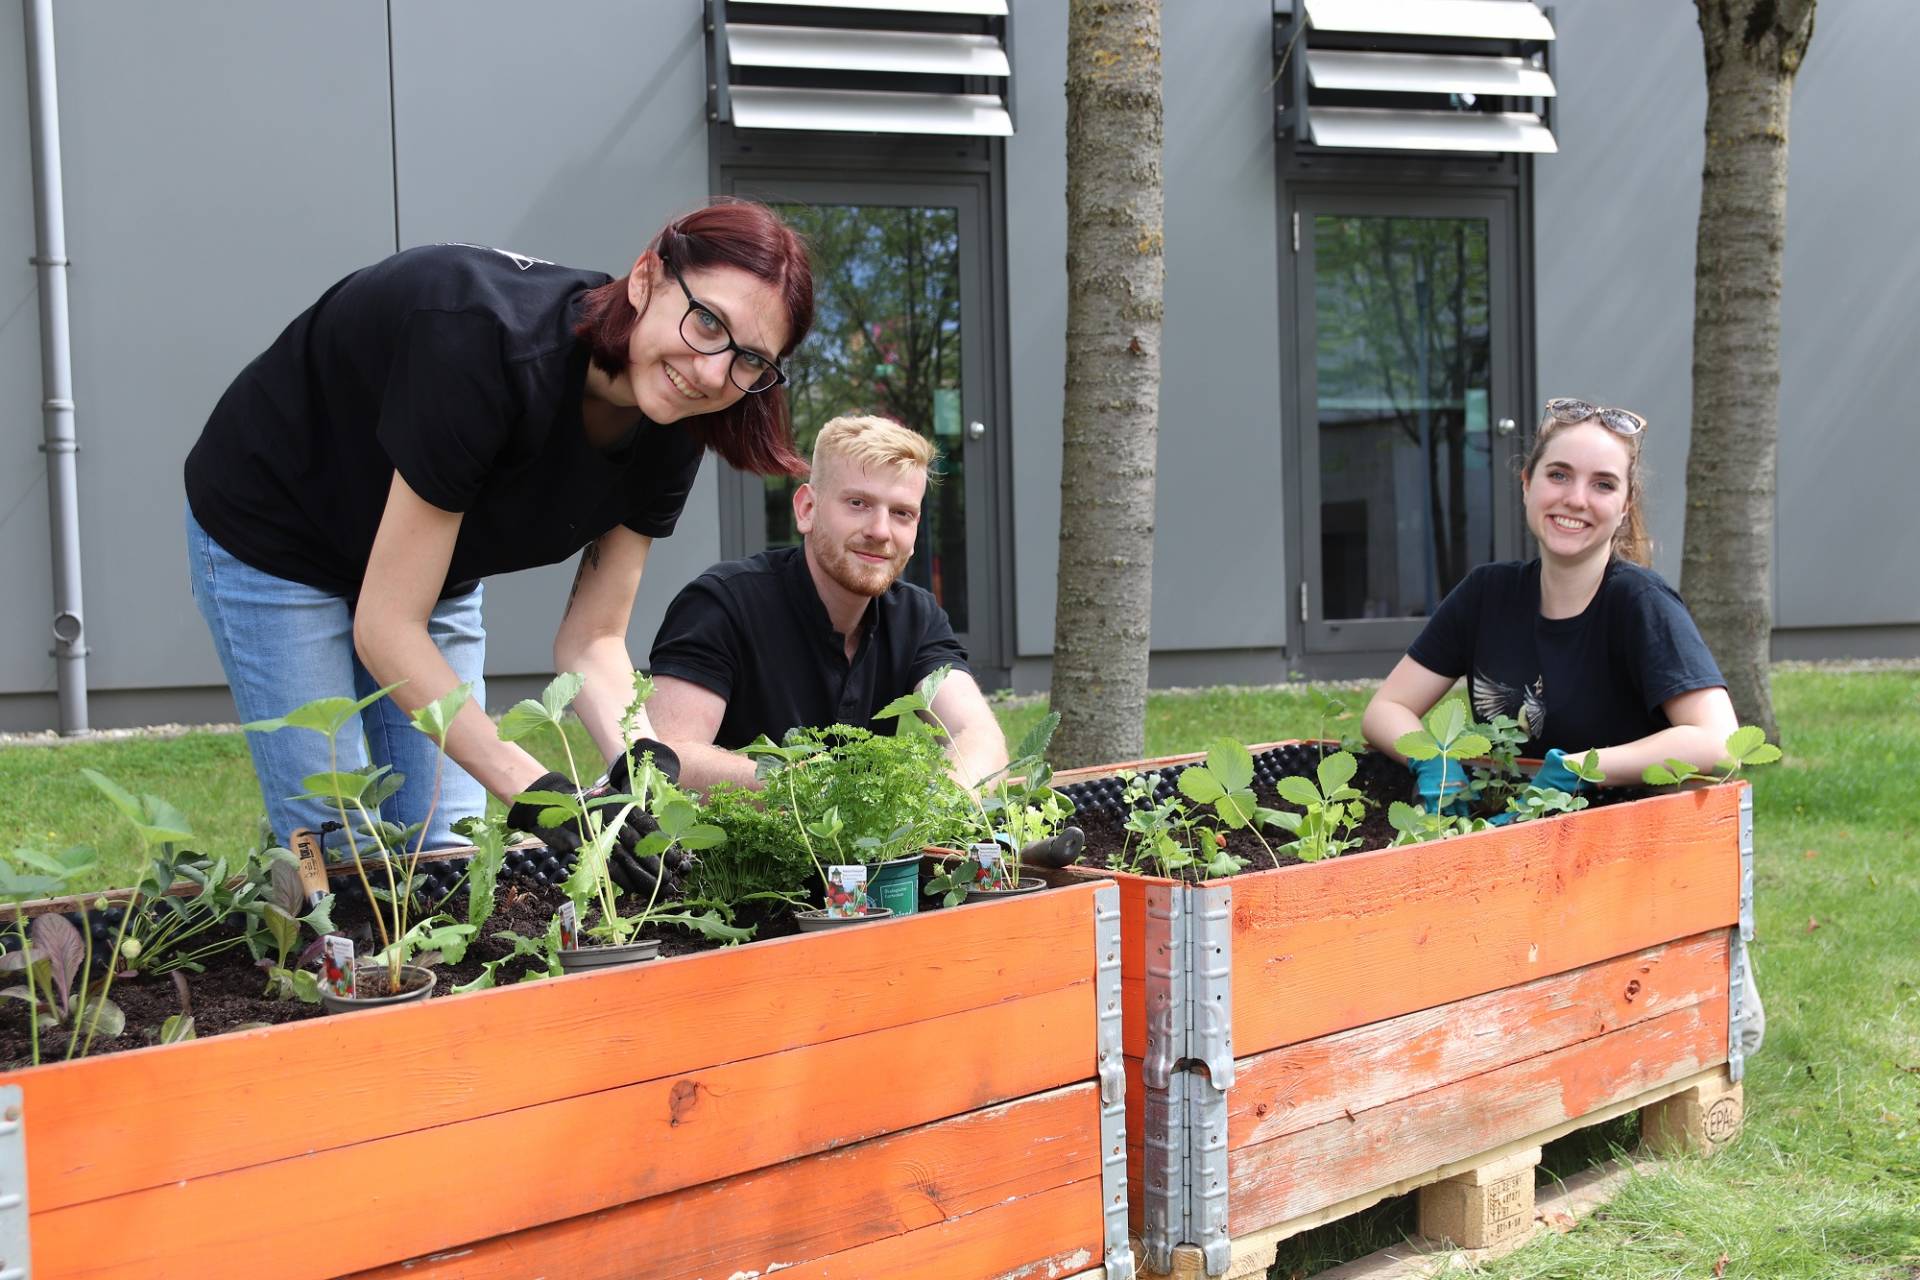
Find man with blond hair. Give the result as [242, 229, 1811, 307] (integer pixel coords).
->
[647, 414, 1008, 790]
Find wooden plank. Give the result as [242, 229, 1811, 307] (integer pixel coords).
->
[30, 981, 1095, 1280]
[1228, 783, 1744, 1057]
[1229, 932, 1730, 1149]
[767, 1176, 1104, 1280]
[1212, 1066, 1722, 1277]
[5, 881, 1100, 1213]
[348, 1082, 1102, 1280]
[1292, 1155, 1663, 1280]
[1227, 994, 1727, 1234]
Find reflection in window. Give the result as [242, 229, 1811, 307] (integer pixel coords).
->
[1315, 215, 1492, 620]
[767, 205, 967, 630]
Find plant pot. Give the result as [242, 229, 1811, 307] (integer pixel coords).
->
[317, 963, 435, 1015]
[865, 853, 924, 917]
[556, 938, 662, 973]
[966, 877, 1048, 899]
[793, 906, 895, 931]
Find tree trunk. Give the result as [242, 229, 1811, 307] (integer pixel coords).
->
[1049, 0, 1164, 768]
[1682, 0, 1816, 743]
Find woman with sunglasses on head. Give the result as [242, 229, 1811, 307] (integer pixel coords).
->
[184, 200, 812, 886]
[1362, 398, 1738, 815]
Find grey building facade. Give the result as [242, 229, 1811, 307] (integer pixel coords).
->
[1, 0, 1913, 733]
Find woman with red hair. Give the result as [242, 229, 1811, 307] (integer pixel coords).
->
[184, 200, 813, 886]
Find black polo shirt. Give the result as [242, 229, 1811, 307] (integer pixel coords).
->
[648, 545, 971, 748]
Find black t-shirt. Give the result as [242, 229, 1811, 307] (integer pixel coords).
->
[648, 545, 971, 749]
[185, 243, 704, 598]
[1406, 558, 1725, 757]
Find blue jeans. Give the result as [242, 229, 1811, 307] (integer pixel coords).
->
[185, 504, 488, 854]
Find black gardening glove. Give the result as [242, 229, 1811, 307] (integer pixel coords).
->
[598, 739, 693, 892]
[507, 757, 673, 898]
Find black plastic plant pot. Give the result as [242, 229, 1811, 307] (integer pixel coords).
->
[966, 877, 1048, 900]
[557, 939, 662, 973]
[792, 907, 895, 932]
[318, 963, 436, 1015]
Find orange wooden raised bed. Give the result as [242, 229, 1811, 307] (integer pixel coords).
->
[1045, 745, 1753, 1276]
[0, 880, 1134, 1280]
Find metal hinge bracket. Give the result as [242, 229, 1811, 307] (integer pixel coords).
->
[0, 1085, 27, 1280]
[1093, 885, 1137, 1280]
[1728, 785, 1757, 1083]
[1141, 1068, 1189, 1273]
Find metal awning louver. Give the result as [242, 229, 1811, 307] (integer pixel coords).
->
[1276, 0, 1558, 154]
[709, 0, 1013, 137]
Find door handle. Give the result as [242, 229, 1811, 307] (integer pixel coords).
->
[1495, 417, 1517, 435]
[966, 420, 986, 441]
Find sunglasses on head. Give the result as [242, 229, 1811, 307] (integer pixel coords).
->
[1541, 397, 1646, 437]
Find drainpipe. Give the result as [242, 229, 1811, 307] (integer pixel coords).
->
[23, 0, 88, 735]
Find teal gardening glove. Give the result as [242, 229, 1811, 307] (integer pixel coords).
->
[1408, 755, 1472, 816]
[1531, 747, 1588, 796]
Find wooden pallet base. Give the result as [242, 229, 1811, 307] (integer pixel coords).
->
[1136, 1064, 1742, 1279]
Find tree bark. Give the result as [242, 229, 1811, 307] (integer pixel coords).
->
[1682, 0, 1816, 743]
[1049, 0, 1164, 768]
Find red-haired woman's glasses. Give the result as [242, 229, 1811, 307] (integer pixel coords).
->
[666, 262, 787, 394]
[1541, 397, 1646, 437]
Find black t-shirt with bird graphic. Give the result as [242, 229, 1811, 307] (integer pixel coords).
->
[1405, 559, 1725, 758]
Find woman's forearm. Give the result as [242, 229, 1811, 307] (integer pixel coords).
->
[556, 633, 653, 768]
[355, 612, 547, 802]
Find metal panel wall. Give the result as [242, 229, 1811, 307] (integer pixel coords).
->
[1538, 0, 1920, 634]
[10, 1, 396, 706]
[1008, 0, 1285, 660]
[390, 0, 718, 676]
[0, 7, 51, 693]
[1772, 0, 1920, 629]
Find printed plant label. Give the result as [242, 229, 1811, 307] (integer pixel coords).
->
[320, 934, 356, 999]
[971, 842, 1013, 889]
[557, 900, 579, 951]
[826, 864, 869, 917]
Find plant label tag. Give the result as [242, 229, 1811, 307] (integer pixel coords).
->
[320, 934, 356, 999]
[557, 900, 579, 951]
[971, 842, 1012, 889]
[826, 864, 868, 917]
[289, 827, 331, 908]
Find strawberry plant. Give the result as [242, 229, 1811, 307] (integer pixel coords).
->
[1643, 725, 1783, 786]
[1269, 749, 1369, 861]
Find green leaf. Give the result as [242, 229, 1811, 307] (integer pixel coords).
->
[1567, 750, 1607, 784]
[1643, 763, 1681, 786]
[244, 684, 402, 738]
[1428, 701, 1466, 747]
[1395, 730, 1441, 761]
[409, 681, 473, 746]
[1316, 750, 1358, 795]
[77, 996, 125, 1040]
[1387, 800, 1422, 833]
[1205, 740, 1254, 793]
[1741, 742, 1783, 766]
[1178, 766, 1226, 806]
[654, 909, 755, 944]
[871, 689, 930, 721]
[678, 823, 727, 852]
[1276, 777, 1323, 809]
[360, 766, 405, 812]
[541, 672, 586, 722]
[1450, 733, 1492, 760]
[1723, 725, 1768, 759]
[1009, 711, 1061, 769]
[299, 770, 373, 804]
[159, 1013, 196, 1044]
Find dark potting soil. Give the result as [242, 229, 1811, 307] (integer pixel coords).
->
[1064, 744, 1654, 882]
[0, 869, 806, 1070]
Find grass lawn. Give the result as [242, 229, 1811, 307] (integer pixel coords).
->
[1, 668, 1914, 1278]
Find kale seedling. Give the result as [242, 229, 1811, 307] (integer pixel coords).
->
[248, 680, 480, 995]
